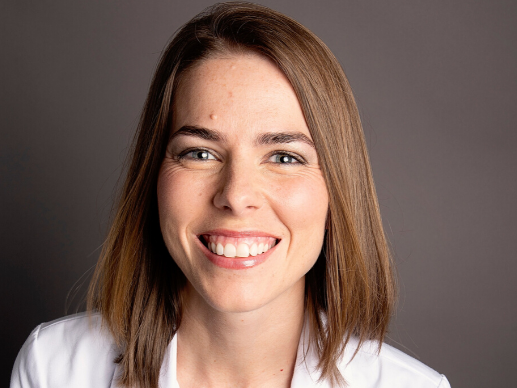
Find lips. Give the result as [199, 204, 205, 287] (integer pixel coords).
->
[196, 229, 280, 269]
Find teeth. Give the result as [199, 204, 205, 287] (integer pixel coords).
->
[236, 243, 249, 257]
[216, 243, 224, 255]
[205, 236, 278, 258]
[223, 244, 236, 257]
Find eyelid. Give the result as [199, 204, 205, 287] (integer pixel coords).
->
[267, 150, 307, 165]
[175, 147, 219, 161]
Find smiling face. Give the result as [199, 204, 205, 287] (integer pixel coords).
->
[157, 53, 329, 313]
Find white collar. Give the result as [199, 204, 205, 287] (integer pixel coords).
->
[147, 322, 329, 388]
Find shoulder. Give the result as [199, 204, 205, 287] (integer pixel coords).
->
[340, 338, 451, 388]
[10, 312, 119, 388]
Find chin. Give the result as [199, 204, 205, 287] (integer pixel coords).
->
[197, 281, 274, 313]
[187, 272, 306, 315]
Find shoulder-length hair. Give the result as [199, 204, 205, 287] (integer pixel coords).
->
[88, 2, 396, 387]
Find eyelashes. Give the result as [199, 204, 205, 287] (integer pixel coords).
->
[174, 147, 216, 162]
[177, 149, 217, 161]
[268, 151, 306, 165]
[174, 147, 307, 165]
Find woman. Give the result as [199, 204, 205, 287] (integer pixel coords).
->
[11, 2, 450, 388]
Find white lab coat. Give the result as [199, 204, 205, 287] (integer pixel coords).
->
[11, 312, 450, 387]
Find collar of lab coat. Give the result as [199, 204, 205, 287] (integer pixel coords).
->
[109, 321, 328, 388]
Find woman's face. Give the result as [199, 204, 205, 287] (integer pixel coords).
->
[157, 53, 329, 313]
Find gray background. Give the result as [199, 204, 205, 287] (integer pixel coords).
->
[2, 0, 516, 386]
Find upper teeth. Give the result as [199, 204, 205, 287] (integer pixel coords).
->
[204, 235, 277, 258]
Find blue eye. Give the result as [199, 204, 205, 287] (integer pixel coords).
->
[271, 153, 302, 164]
[180, 149, 217, 161]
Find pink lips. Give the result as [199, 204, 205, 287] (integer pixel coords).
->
[196, 229, 280, 270]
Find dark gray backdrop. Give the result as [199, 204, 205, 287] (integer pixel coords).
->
[2, 1, 516, 386]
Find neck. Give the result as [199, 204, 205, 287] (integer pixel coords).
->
[176, 280, 305, 388]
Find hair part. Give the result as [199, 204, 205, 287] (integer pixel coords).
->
[88, 2, 396, 387]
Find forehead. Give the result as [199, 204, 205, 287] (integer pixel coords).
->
[172, 53, 310, 138]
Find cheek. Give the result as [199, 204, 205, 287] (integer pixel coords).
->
[272, 175, 328, 226]
[157, 167, 212, 248]
[159, 164, 206, 198]
[270, 174, 328, 263]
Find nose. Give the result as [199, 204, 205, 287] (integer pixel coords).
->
[212, 158, 263, 215]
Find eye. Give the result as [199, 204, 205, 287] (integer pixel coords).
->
[269, 152, 305, 165]
[178, 149, 217, 161]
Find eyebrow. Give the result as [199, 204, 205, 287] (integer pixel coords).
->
[255, 132, 315, 148]
[170, 125, 226, 142]
[171, 125, 315, 149]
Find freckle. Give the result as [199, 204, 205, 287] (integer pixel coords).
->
[228, 91, 233, 98]
[210, 113, 217, 120]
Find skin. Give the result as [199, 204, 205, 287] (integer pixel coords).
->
[157, 53, 329, 388]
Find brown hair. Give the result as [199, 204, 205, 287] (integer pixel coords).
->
[87, 2, 396, 387]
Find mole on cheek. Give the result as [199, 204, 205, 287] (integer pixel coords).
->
[209, 113, 217, 120]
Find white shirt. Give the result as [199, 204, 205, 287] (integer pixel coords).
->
[11, 312, 451, 388]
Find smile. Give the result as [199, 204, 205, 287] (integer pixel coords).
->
[200, 235, 278, 258]
[197, 230, 281, 269]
